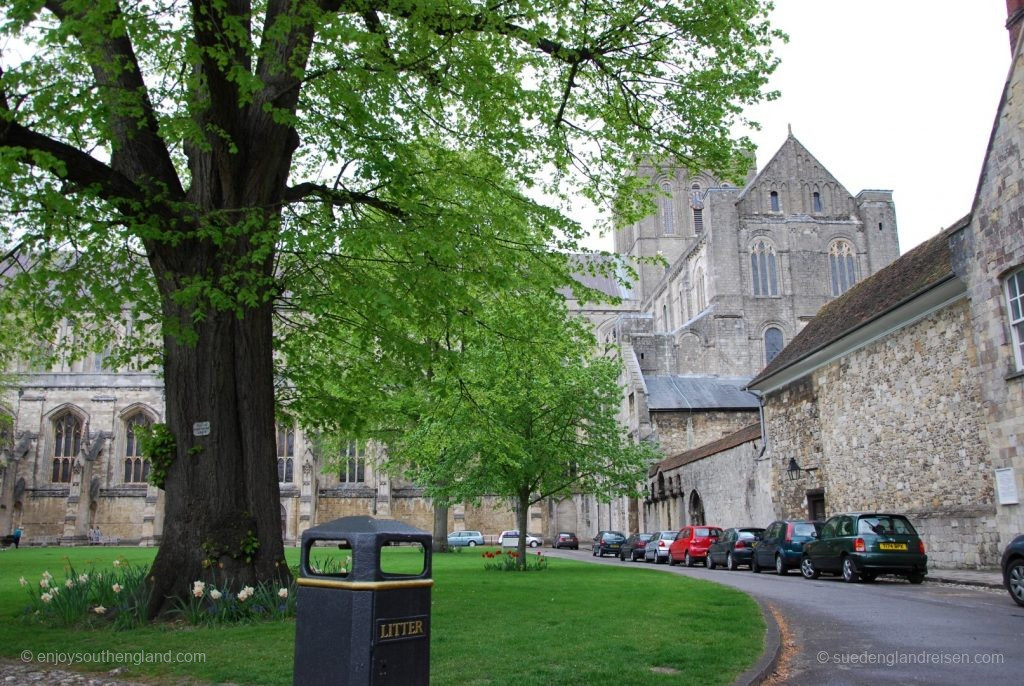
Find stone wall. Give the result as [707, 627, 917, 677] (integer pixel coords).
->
[643, 434, 774, 532]
[654, 409, 759, 457]
[958, 43, 1024, 552]
[764, 299, 998, 567]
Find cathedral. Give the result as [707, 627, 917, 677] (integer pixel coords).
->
[566, 133, 901, 538]
[0, 132, 904, 548]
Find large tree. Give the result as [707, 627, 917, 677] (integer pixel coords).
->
[0, 0, 779, 613]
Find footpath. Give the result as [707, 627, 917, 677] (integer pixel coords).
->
[927, 566, 1004, 589]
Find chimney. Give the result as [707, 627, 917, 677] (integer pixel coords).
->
[1008, 0, 1024, 53]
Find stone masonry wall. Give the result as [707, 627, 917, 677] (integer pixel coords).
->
[654, 409, 759, 458]
[765, 299, 998, 567]
[643, 437, 773, 532]
[959, 42, 1024, 552]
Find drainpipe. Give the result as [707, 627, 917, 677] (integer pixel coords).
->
[749, 389, 768, 461]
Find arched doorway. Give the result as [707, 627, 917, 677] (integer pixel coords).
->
[688, 490, 705, 526]
[280, 504, 288, 541]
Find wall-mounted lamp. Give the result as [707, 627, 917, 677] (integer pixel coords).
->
[786, 457, 818, 481]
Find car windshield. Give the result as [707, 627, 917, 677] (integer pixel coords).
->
[858, 516, 916, 535]
[792, 523, 818, 537]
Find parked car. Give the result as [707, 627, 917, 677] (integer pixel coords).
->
[643, 530, 678, 564]
[446, 530, 485, 547]
[706, 527, 765, 570]
[1001, 533, 1024, 607]
[592, 530, 626, 557]
[553, 532, 579, 550]
[620, 533, 654, 561]
[800, 513, 927, 583]
[668, 526, 723, 567]
[751, 520, 821, 575]
[498, 530, 542, 547]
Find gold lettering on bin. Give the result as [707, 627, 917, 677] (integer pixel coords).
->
[376, 616, 428, 643]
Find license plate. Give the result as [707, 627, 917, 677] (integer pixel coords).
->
[879, 542, 907, 551]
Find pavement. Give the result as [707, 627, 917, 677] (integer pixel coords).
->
[925, 566, 1004, 589]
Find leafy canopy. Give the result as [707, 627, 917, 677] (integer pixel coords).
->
[0, 0, 780, 383]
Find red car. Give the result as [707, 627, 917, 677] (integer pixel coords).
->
[668, 526, 723, 567]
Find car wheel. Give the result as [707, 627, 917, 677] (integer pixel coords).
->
[592, 547, 597, 556]
[801, 556, 820, 580]
[775, 555, 787, 576]
[751, 554, 761, 573]
[707, 554, 717, 570]
[684, 551, 694, 567]
[908, 573, 925, 585]
[841, 556, 860, 583]
[468, 540, 476, 547]
[727, 552, 737, 571]
[1008, 560, 1024, 607]
[530, 540, 538, 548]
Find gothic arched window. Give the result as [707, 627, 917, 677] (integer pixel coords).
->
[52, 412, 82, 483]
[751, 240, 779, 296]
[829, 240, 858, 296]
[660, 183, 675, 235]
[277, 424, 295, 483]
[340, 439, 366, 483]
[770, 190, 780, 212]
[124, 412, 152, 484]
[764, 327, 784, 365]
[812, 191, 823, 213]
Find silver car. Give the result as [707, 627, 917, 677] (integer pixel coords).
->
[447, 530, 485, 547]
[644, 530, 678, 563]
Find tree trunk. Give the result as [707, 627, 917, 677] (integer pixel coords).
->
[146, 296, 289, 617]
[432, 501, 449, 553]
[516, 492, 530, 570]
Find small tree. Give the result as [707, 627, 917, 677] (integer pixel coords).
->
[389, 287, 659, 567]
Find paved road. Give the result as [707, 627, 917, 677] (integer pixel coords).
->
[547, 548, 1024, 685]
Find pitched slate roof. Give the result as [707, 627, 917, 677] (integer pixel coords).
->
[749, 218, 965, 388]
[644, 375, 760, 411]
[649, 423, 761, 476]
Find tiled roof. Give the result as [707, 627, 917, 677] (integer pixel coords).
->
[649, 423, 761, 476]
[749, 219, 964, 388]
[644, 375, 759, 410]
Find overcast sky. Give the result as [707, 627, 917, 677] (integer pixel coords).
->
[582, 1, 1013, 254]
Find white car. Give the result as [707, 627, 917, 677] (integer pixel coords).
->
[498, 530, 542, 547]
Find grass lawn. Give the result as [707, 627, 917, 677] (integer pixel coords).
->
[0, 546, 764, 684]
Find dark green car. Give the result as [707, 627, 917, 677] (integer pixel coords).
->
[800, 513, 928, 584]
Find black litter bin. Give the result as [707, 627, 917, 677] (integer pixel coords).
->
[293, 516, 432, 686]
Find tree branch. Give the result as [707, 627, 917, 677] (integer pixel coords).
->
[43, 0, 183, 200]
[284, 182, 406, 218]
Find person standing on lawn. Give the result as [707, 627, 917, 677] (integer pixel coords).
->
[12, 527, 22, 549]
